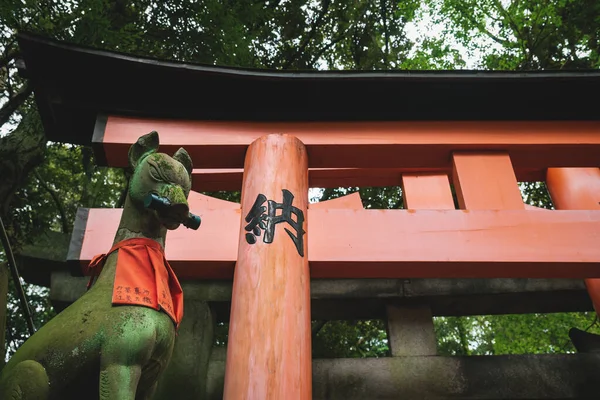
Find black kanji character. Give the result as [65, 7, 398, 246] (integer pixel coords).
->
[244, 194, 268, 244]
[266, 189, 305, 256]
[243, 189, 305, 256]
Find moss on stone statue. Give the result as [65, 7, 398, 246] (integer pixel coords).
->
[0, 132, 196, 398]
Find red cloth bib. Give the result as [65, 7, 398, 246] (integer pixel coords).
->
[87, 238, 183, 329]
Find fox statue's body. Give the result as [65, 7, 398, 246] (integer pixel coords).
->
[0, 131, 193, 399]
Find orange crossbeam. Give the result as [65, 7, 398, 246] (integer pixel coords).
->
[70, 204, 600, 280]
[96, 116, 600, 170]
[192, 167, 545, 191]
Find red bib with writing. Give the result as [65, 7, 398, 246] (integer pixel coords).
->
[87, 238, 183, 329]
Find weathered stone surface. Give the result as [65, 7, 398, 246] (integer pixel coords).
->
[154, 283, 215, 400]
[386, 305, 436, 356]
[49, 271, 87, 312]
[16, 231, 70, 287]
[209, 278, 592, 321]
[50, 275, 593, 318]
[205, 353, 600, 399]
[49, 278, 218, 398]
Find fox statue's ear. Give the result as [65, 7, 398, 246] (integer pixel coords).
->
[128, 131, 159, 169]
[173, 147, 193, 176]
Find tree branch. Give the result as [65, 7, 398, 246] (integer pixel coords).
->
[282, 0, 331, 69]
[0, 81, 33, 128]
[463, 12, 512, 47]
[492, 0, 524, 39]
[310, 30, 349, 65]
[34, 170, 69, 234]
[0, 39, 17, 70]
[492, 0, 530, 58]
[381, 0, 389, 68]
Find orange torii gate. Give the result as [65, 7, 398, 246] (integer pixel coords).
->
[17, 32, 600, 399]
[68, 116, 600, 399]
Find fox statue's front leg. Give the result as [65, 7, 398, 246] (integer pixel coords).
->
[98, 306, 175, 400]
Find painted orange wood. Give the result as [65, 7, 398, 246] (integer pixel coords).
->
[308, 209, 600, 278]
[401, 173, 455, 209]
[75, 192, 241, 279]
[98, 116, 600, 170]
[74, 207, 600, 279]
[309, 192, 363, 210]
[192, 167, 546, 192]
[186, 190, 240, 209]
[452, 153, 524, 210]
[546, 168, 600, 314]
[224, 134, 311, 400]
[547, 168, 600, 210]
[524, 204, 550, 211]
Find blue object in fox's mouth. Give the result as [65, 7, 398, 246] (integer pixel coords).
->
[143, 193, 201, 230]
[184, 214, 201, 230]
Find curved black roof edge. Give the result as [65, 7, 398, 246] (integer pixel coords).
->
[16, 32, 600, 80]
[16, 31, 600, 145]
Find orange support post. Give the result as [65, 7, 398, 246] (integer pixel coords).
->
[223, 134, 311, 400]
[401, 173, 455, 209]
[547, 168, 600, 314]
[452, 152, 524, 210]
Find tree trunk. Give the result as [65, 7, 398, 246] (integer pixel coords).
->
[0, 111, 46, 218]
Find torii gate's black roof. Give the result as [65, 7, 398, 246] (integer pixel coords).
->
[16, 32, 600, 145]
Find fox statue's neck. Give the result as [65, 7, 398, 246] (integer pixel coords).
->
[91, 195, 167, 289]
[112, 196, 167, 247]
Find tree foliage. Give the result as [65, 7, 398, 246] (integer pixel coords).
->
[426, 0, 600, 70]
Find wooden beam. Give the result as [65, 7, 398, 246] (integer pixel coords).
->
[309, 192, 362, 209]
[68, 204, 600, 280]
[95, 116, 600, 170]
[401, 173, 455, 209]
[452, 152, 524, 210]
[192, 167, 546, 192]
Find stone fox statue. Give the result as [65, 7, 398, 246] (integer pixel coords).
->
[0, 131, 194, 399]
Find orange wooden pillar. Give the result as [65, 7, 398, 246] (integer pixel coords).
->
[223, 134, 311, 400]
[546, 167, 600, 313]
